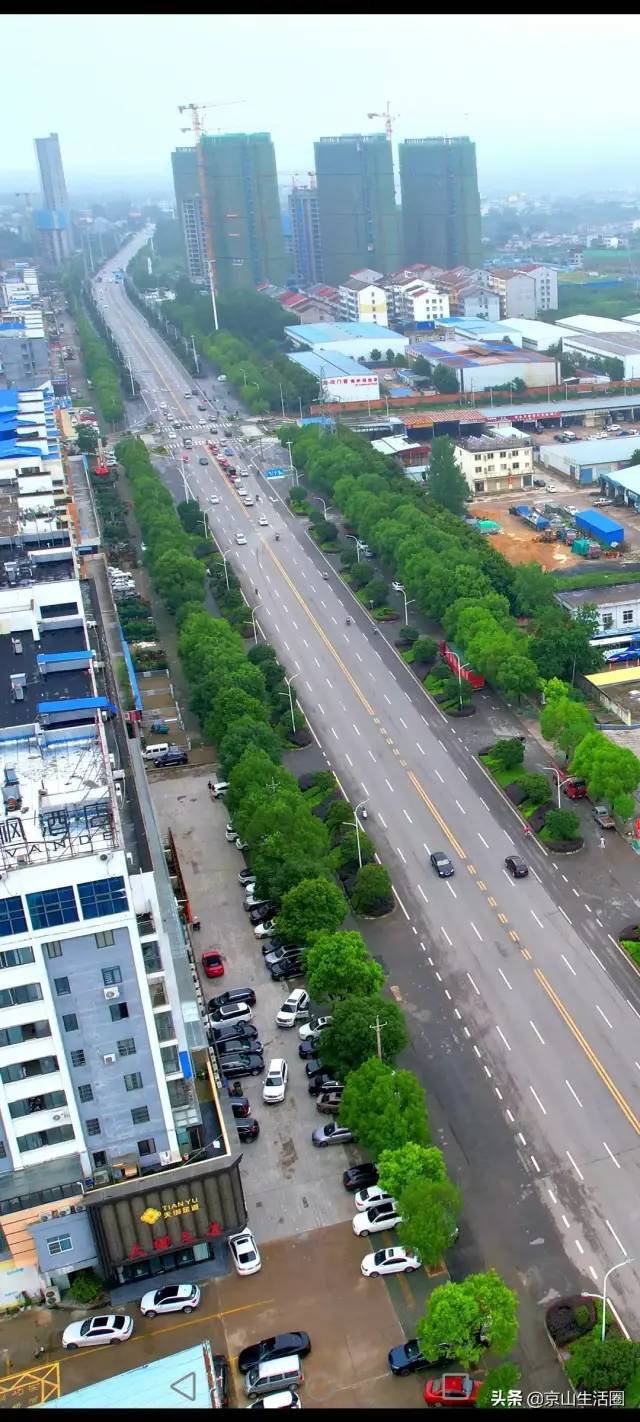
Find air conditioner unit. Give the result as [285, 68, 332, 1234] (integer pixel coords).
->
[103, 986, 119, 1001]
[102, 1052, 116, 1064]
[52, 1111, 70, 1123]
[44, 1285, 61, 1308]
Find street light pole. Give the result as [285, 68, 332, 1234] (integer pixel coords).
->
[353, 799, 370, 869]
[250, 603, 263, 645]
[221, 544, 233, 592]
[285, 672, 300, 733]
[279, 384, 286, 419]
[601, 1259, 635, 1342]
[539, 764, 561, 809]
[311, 494, 333, 520]
[346, 534, 361, 562]
[453, 650, 469, 710]
[403, 592, 415, 625]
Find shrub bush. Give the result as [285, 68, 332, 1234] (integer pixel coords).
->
[351, 863, 393, 914]
[412, 635, 438, 664]
[66, 1270, 103, 1304]
[545, 807, 581, 841]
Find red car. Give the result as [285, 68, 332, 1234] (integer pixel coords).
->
[424, 1375, 481, 1407]
[202, 950, 224, 979]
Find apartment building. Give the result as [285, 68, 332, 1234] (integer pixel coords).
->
[454, 433, 533, 495]
[314, 133, 400, 286]
[481, 268, 536, 319]
[339, 270, 388, 325]
[518, 263, 558, 312]
[385, 275, 450, 325]
[0, 264, 51, 390]
[399, 137, 482, 269]
[288, 185, 324, 287]
[34, 133, 74, 266]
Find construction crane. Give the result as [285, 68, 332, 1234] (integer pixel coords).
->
[366, 101, 398, 142]
[177, 100, 246, 331]
[282, 171, 317, 189]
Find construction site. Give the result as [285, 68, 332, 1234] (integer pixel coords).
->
[468, 502, 627, 570]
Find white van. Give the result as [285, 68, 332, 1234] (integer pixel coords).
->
[211, 779, 229, 799]
[142, 743, 170, 762]
[244, 1357, 303, 1399]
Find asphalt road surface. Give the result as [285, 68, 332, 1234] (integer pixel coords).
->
[95, 234, 640, 1336]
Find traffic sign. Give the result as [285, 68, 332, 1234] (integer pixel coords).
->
[263, 466, 286, 479]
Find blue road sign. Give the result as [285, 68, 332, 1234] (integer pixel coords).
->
[263, 466, 287, 479]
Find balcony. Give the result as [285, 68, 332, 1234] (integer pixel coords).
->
[136, 911, 156, 938]
[149, 981, 168, 1011]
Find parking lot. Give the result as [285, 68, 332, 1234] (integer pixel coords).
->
[149, 766, 357, 1244]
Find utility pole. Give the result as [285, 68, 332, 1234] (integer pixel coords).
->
[126, 357, 136, 397]
[371, 1013, 387, 1060]
[191, 334, 200, 375]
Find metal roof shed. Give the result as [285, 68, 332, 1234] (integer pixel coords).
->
[574, 509, 625, 545]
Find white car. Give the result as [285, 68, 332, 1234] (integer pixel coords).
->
[184, 392, 192, 399]
[210, 494, 220, 504]
[139, 1284, 200, 1317]
[225, 823, 237, 842]
[299, 1015, 332, 1041]
[361, 1246, 421, 1278]
[263, 1057, 288, 1103]
[249, 1391, 301, 1410]
[228, 1228, 262, 1276]
[208, 1000, 252, 1027]
[254, 919, 277, 939]
[352, 1200, 401, 1236]
[62, 1314, 134, 1349]
[354, 1185, 392, 1212]
[243, 880, 257, 897]
[236, 533, 247, 545]
[259, 515, 269, 527]
[566, 505, 579, 515]
[276, 989, 310, 1028]
[546, 483, 558, 492]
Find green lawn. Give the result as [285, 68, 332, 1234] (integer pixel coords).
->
[619, 938, 640, 968]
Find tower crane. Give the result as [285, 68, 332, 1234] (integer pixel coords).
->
[366, 101, 398, 142]
[177, 100, 246, 332]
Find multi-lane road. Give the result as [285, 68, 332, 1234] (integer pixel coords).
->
[95, 234, 640, 1334]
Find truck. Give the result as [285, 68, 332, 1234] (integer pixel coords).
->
[438, 641, 485, 689]
[592, 804, 615, 829]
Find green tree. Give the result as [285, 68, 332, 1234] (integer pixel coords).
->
[325, 800, 356, 840]
[370, 348, 382, 361]
[177, 498, 203, 534]
[498, 652, 539, 701]
[351, 863, 393, 914]
[412, 356, 432, 376]
[517, 772, 550, 805]
[305, 931, 384, 1001]
[490, 738, 525, 772]
[629, 448, 640, 467]
[570, 731, 640, 809]
[378, 1142, 447, 1199]
[417, 1270, 518, 1369]
[319, 994, 408, 1079]
[206, 687, 268, 747]
[412, 635, 438, 663]
[337, 829, 375, 872]
[76, 423, 99, 454]
[540, 694, 594, 759]
[567, 1334, 639, 1391]
[513, 563, 554, 617]
[219, 718, 282, 777]
[153, 550, 205, 613]
[339, 1059, 430, 1157]
[426, 438, 470, 516]
[398, 1177, 462, 1269]
[544, 807, 581, 841]
[476, 1363, 522, 1408]
[275, 877, 347, 946]
[431, 363, 460, 395]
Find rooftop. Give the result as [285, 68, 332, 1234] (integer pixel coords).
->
[561, 330, 640, 357]
[556, 583, 640, 610]
[407, 338, 553, 368]
[289, 350, 379, 380]
[544, 435, 640, 465]
[456, 434, 531, 452]
[44, 1340, 220, 1410]
[286, 320, 406, 347]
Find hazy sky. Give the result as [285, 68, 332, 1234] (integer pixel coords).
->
[2, 14, 640, 195]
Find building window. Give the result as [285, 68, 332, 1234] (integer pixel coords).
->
[85, 1118, 100, 1136]
[27, 887, 78, 931]
[78, 876, 128, 921]
[602, 613, 614, 629]
[54, 977, 70, 996]
[47, 1234, 72, 1256]
[92, 1150, 107, 1168]
[109, 1002, 129, 1021]
[124, 1072, 143, 1092]
[0, 983, 43, 1009]
[131, 1105, 150, 1125]
[117, 1037, 136, 1057]
[62, 1013, 78, 1033]
[101, 966, 122, 987]
[95, 930, 114, 949]
[43, 941, 62, 959]
[1, 1056, 58, 1084]
[161, 1044, 180, 1075]
[0, 946, 34, 970]
[138, 1138, 156, 1157]
[0, 896, 27, 938]
[70, 1049, 85, 1068]
[78, 1084, 93, 1103]
[623, 610, 634, 624]
[0, 1019, 50, 1047]
[17, 1125, 74, 1152]
[9, 1090, 66, 1118]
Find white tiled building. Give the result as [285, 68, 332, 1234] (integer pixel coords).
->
[454, 432, 533, 495]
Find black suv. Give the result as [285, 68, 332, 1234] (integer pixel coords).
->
[219, 1053, 265, 1079]
[210, 1021, 259, 1043]
[343, 1163, 379, 1192]
[270, 959, 305, 982]
[209, 987, 256, 1009]
[505, 854, 528, 879]
[155, 750, 188, 767]
[238, 1333, 311, 1374]
[216, 1036, 263, 1059]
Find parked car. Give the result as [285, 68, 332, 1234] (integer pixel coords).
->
[593, 804, 615, 829]
[216, 1036, 263, 1059]
[533, 479, 546, 489]
[211, 1020, 259, 1044]
[237, 1117, 260, 1142]
[276, 989, 310, 1028]
[316, 1087, 344, 1114]
[229, 1228, 262, 1276]
[62, 1314, 134, 1349]
[361, 1247, 420, 1278]
[249, 905, 275, 926]
[388, 1339, 429, 1376]
[343, 1163, 379, 1192]
[424, 1375, 481, 1407]
[431, 851, 454, 878]
[264, 945, 301, 967]
[202, 950, 224, 978]
[304, 1058, 324, 1078]
[255, 919, 277, 939]
[140, 1284, 200, 1317]
[263, 1058, 288, 1104]
[238, 1334, 311, 1375]
[504, 854, 528, 879]
[210, 987, 256, 1009]
[238, 867, 255, 885]
[562, 777, 587, 800]
[352, 1199, 401, 1235]
[219, 1053, 265, 1079]
[228, 1091, 251, 1118]
[308, 1072, 340, 1097]
[354, 1185, 391, 1212]
[154, 750, 188, 767]
[312, 1122, 354, 1148]
[249, 1391, 301, 1410]
[208, 1001, 253, 1027]
[226, 823, 238, 842]
[299, 1015, 332, 1041]
[299, 1039, 318, 1059]
[270, 960, 305, 982]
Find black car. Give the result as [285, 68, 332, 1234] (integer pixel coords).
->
[154, 750, 188, 767]
[505, 854, 528, 879]
[229, 1094, 250, 1118]
[265, 953, 304, 975]
[238, 868, 254, 885]
[249, 904, 275, 926]
[388, 1339, 429, 1376]
[216, 1036, 263, 1058]
[237, 1117, 260, 1143]
[343, 1163, 379, 1192]
[199, 456, 208, 466]
[304, 1058, 325, 1079]
[238, 1332, 311, 1375]
[298, 1039, 318, 1059]
[430, 850, 454, 877]
[209, 987, 257, 1009]
[308, 1072, 339, 1097]
[220, 1053, 265, 1078]
[262, 939, 296, 958]
[533, 478, 546, 488]
[212, 1354, 229, 1408]
[243, 898, 270, 915]
[211, 1021, 259, 1043]
[270, 960, 305, 982]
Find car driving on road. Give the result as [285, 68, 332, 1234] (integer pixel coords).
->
[62, 1314, 134, 1349]
[430, 851, 454, 877]
[140, 1284, 200, 1317]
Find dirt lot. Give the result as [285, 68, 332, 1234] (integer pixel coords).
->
[469, 504, 581, 569]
